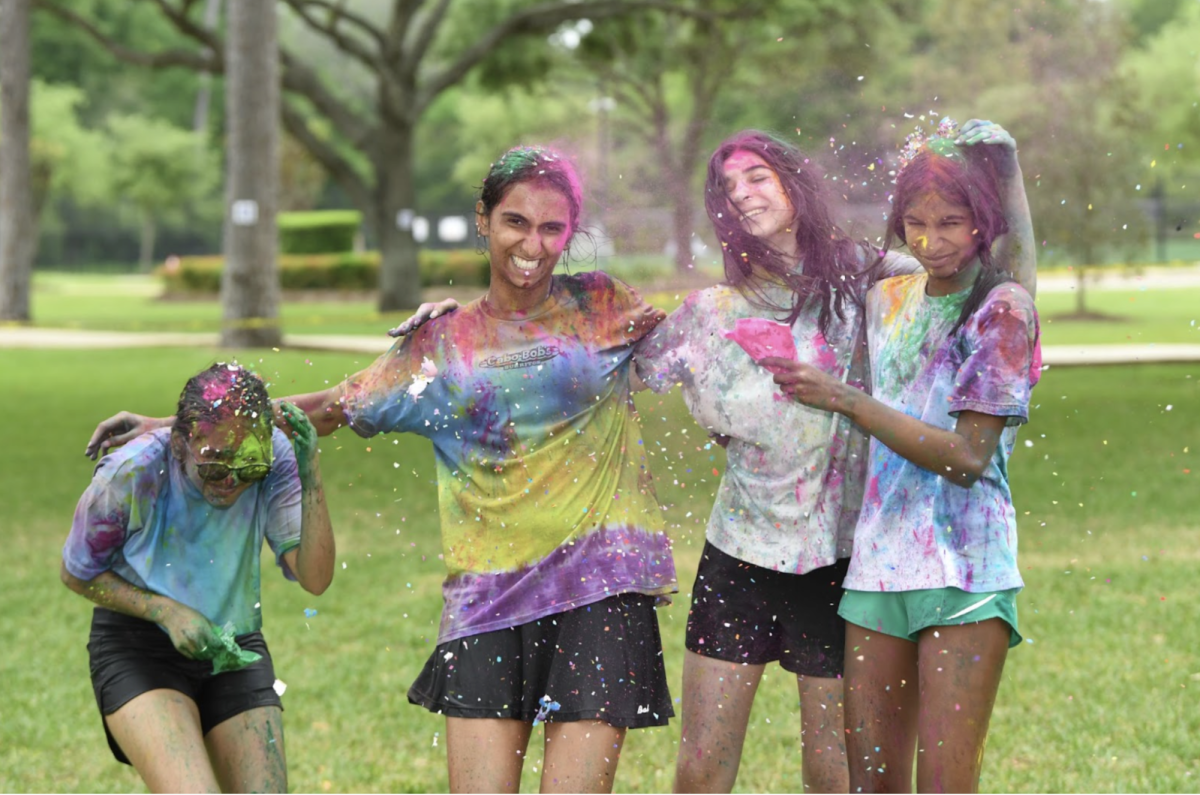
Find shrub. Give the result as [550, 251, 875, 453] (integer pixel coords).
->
[277, 210, 362, 255]
[161, 249, 488, 294]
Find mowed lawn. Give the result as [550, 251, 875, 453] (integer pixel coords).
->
[1, 345, 1198, 792]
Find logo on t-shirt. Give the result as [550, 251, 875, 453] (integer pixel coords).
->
[479, 345, 561, 370]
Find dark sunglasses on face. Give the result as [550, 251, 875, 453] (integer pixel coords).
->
[195, 461, 272, 483]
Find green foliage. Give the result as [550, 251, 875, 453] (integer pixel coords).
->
[1119, 0, 1200, 185]
[31, 0, 216, 131]
[21, 80, 111, 211]
[278, 210, 363, 255]
[105, 113, 216, 222]
[160, 249, 489, 294]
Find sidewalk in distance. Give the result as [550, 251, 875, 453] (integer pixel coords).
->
[4, 326, 1200, 367]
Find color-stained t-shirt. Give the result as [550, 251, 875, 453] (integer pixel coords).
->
[63, 427, 303, 635]
[634, 250, 919, 574]
[340, 271, 676, 644]
[846, 274, 1040, 593]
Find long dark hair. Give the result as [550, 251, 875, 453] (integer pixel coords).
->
[880, 144, 1010, 335]
[478, 145, 584, 260]
[704, 130, 868, 336]
[172, 363, 272, 448]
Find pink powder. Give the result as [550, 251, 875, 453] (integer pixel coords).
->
[721, 318, 797, 374]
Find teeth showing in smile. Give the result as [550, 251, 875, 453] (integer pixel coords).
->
[741, 208, 765, 221]
[512, 256, 540, 272]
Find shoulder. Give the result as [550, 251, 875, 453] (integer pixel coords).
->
[90, 428, 171, 497]
[981, 281, 1036, 314]
[95, 428, 171, 478]
[971, 281, 1038, 331]
[868, 272, 924, 303]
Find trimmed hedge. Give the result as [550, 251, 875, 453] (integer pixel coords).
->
[277, 210, 362, 255]
[162, 249, 489, 293]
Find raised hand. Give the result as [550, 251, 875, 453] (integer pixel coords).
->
[957, 119, 1018, 177]
[85, 412, 171, 460]
[388, 298, 461, 337]
[278, 401, 320, 485]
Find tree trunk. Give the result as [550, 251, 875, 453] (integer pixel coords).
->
[375, 122, 422, 313]
[1074, 266, 1086, 315]
[668, 175, 695, 272]
[138, 211, 157, 272]
[0, 0, 36, 323]
[191, 0, 223, 134]
[220, 0, 282, 348]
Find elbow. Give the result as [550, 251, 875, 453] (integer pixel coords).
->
[60, 562, 86, 594]
[299, 567, 333, 596]
[947, 459, 988, 488]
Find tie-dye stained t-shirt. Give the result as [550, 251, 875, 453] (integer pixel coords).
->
[846, 274, 1040, 593]
[63, 427, 303, 635]
[634, 251, 919, 574]
[339, 271, 676, 644]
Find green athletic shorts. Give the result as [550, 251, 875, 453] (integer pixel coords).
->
[839, 587, 1022, 649]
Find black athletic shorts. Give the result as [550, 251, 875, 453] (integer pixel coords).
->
[685, 541, 849, 677]
[87, 607, 282, 765]
[409, 593, 674, 728]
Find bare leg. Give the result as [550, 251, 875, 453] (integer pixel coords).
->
[445, 717, 532, 793]
[103, 689, 220, 793]
[797, 675, 849, 792]
[206, 706, 287, 793]
[914, 620, 1009, 794]
[541, 719, 626, 794]
[673, 651, 765, 793]
[844, 625, 920, 794]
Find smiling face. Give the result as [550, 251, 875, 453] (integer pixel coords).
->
[477, 180, 573, 305]
[177, 418, 272, 508]
[902, 190, 983, 294]
[721, 150, 797, 258]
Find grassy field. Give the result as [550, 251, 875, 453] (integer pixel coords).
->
[22, 271, 1200, 346]
[1, 344, 1197, 792]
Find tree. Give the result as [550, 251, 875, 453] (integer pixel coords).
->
[105, 114, 215, 269]
[221, 0, 281, 348]
[1, 0, 35, 322]
[36, 0, 719, 311]
[568, 0, 897, 271]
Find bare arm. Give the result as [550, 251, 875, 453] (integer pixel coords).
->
[274, 388, 348, 437]
[60, 564, 219, 658]
[958, 119, 1036, 297]
[277, 402, 335, 595]
[760, 357, 1007, 488]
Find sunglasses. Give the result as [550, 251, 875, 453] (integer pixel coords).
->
[186, 444, 272, 483]
[195, 461, 272, 483]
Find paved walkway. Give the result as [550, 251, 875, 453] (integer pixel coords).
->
[3, 326, 1200, 367]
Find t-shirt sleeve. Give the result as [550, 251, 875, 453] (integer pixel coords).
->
[634, 292, 705, 395]
[264, 428, 303, 581]
[339, 332, 432, 438]
[948, 284, 1040, 426]
[578, 271, 666, 351]
[872, 250, 923, 282]
[62, 460, 137, 581]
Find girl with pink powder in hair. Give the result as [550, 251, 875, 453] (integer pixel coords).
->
[392, 119, 1036, 793]
[763, 120, 1040, 792]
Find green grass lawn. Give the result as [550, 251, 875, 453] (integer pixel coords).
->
[21, 271, 1200, 346]
[1, 347, 1197, 792]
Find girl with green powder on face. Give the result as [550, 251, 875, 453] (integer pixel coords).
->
[64, 363, 334, 793]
